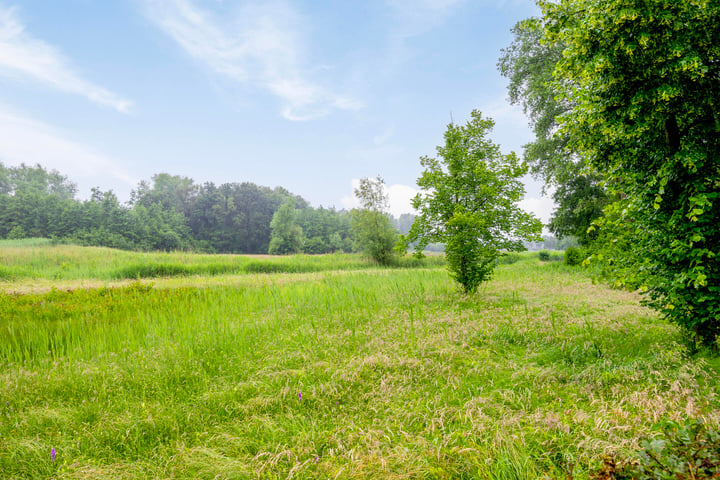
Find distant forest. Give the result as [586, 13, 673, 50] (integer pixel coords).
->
[0, 162, 418, 254]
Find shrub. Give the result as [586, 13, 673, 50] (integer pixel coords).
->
[111, 263, 191, 279]
[564, 246, 583, 266]
[497, 252, 522, 265]
[595, 419, 720, 479]
[538, 250, 551, 261]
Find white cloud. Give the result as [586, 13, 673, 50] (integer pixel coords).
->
[0, 106, 137, 192]
[519, 194, 555, 227]
[0, 5, 132, 113]
[141, 0, 361, 121]
[386, 0, 466, 37]
[387, 183, 419, 217]
[341, 178, 418, 218]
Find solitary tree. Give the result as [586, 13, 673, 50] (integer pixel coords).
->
[540, 0, 720, 345]
[268, 199, 303, 255]
[404, 110, 542, 292]
[350, 176, 397, 265]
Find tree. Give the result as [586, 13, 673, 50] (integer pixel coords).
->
[296, 206, 352, 254]
[540, 0, 720, 346]
[404, 110, 542, 293]
[268, 199, 303, 255]
[350, 177, 398, 265]
[498, 18, 609, 244]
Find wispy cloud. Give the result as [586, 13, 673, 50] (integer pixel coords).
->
[386, 0, 466, 37]
[0, 5, 132, 113]
[141, 0, 361, 121]
[0, 106, 137, 191]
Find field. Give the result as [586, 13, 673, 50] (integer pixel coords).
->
[1, 241, 718, 479]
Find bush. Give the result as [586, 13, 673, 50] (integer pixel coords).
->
[6, 226, 27, 240]
[595, 419, 720, 479]
[497, 252, 522, 265]
[564, 246, 583, 266]
[538, 250, 551, 261]
[111, 263, 191, 279]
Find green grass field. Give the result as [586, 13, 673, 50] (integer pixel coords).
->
[0, 243, 718, 479]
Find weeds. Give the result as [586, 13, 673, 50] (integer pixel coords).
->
[0, 246, 717, 479]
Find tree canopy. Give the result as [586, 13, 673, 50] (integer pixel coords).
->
[350, 177, 398, 266]
[0, 162, 355, 255]
[539, 0, 720, 345]
[498, 17, 609, 244]
[405, 110, 542, 293]
[268, 199, 304, 255]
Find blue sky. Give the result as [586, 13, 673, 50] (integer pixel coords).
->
[0, 0, 553, 222]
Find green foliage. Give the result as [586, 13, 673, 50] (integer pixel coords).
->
[540, 0, 720, 346]
[350, 177, 398, 265]
[296, 207, 352, 254]
[564, 246, 583, 266]
[6, 226, 26, 240]
[538, 250, 551, 261]
[598, 419, 720, 479]
[497, 252, 523, 265]
[0, 162, 339, 255]
[268, 199, 304, 255]
[405, 110, 542, 292]
[549, 173, 610, 245]
[498, 18, 609, 244]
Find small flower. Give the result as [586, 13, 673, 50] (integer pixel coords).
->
[314, 454, 319, 463]
[298, 391, 302, 401]
[51, 447, 56, 462]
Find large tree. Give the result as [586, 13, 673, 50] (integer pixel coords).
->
[540, 0, 720, 345]
[498, 18, 609, 244]
[404, 110, 542, 293]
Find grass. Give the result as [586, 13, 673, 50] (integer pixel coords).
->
[0, 243, 444, 292]
[0, 245, 718, 479]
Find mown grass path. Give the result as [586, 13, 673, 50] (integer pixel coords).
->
[0, 247, 718, 479]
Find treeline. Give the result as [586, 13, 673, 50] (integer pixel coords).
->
[0, 163, 368, 254]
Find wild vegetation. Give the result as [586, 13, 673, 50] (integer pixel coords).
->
[1, 243, 718, 479]
[2, 1, 719, 478]
[503, 0, 720, 347]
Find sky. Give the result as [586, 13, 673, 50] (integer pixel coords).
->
[0, 0, 554, 223]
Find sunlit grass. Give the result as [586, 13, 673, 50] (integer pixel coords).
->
[0, 246, 717, 479]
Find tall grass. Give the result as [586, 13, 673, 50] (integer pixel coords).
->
[0, 247, 718, 479]
[0, 244, 445, 284]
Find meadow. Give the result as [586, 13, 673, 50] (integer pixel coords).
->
[0, 241, 718, 479]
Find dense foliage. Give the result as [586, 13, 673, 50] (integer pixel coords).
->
[268, 199, 303, 255]
[404, 110, 542, 292]
[596, 419, 720, 479]
[498, 18, 609, 245]
[0, 163, 356, 255]
[539, 0, 720, 346]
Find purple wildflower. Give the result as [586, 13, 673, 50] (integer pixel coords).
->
[298, 391, 302, 401]
[314, 454, 319, 463]
[51, 447, 56, 462]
